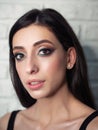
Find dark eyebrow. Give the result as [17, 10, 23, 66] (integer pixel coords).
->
[33, 39, 54, 46]
[13, 46, 24, 51]
[13, 39, 54, 51]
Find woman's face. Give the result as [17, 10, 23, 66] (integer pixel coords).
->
[12, 25, 69, 99]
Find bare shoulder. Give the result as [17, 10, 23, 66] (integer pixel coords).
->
[0, 112, 11, 130]
[87, 116, 98, 130]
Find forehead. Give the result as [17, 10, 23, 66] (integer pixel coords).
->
[12, 25, 59, 47]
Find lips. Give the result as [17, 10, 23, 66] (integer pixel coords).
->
[27, 80, 45, 90]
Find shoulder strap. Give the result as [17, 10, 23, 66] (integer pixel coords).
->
[7, 110, 20, 130]
[79, 111, 98, 130]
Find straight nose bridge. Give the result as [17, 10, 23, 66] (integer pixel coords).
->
[26, 56, 39, 74]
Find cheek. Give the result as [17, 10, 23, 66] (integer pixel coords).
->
[16, 63, 24, 79]
[40, 55, 66, 79]
[40, 56, 67, 96]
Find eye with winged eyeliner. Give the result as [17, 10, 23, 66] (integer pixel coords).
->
[12, 39, 56, 58]
[13, 52, 25, 61]
[13, 47, 55, 61]
[38, 47, 55, 56]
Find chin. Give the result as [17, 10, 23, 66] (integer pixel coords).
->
[29, 91, 49, 99]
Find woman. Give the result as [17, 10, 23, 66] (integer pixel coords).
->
[0, 8, 98, 130]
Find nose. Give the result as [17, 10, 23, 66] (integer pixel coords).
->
[26, 58, 39, 74]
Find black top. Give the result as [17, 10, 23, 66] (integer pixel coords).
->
[7, 110, 98, 130]
[79, 110, 98, 130]
[7, 110, 20, 130]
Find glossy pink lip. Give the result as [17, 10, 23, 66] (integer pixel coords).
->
[27, 79, 45, 90]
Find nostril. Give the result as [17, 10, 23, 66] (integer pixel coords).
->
[26, 64, 39, 74]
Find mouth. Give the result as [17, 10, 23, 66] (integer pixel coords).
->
[27, 80, 45, 90]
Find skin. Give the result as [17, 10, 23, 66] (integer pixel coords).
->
[0, 25, 98, 130]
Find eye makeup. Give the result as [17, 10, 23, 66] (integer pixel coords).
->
[13, 52, 25, 61]
[38, 47, 55, 56]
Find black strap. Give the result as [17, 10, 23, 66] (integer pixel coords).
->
[79, 111, 98, 130]
[7, 110, 20, 130]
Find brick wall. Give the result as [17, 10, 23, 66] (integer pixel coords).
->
[0, 0, 98, 117]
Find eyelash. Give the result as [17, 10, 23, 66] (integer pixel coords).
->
[13, 48, 54, 61]
[38, 48, 54, 56]
[13, 53, 25, 61]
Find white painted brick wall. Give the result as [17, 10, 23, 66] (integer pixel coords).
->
[0, 0, 98, 117]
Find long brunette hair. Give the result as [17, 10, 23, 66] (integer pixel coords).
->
[9, 8, 96, 108]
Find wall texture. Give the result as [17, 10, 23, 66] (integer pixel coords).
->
[0, 0, 98, 117]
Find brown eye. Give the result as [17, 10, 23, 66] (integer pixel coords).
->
[38, 48, 54, 56]
[14, 53, 25, 61]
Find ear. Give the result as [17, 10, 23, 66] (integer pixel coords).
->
[66, 47, 76, 69]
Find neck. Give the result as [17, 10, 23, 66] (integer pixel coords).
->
[29, 84, 79, 124]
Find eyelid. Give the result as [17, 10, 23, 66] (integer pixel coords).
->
[13, 51, 25, 56]
[38, 44, 55, 49]
[38, 47, 55, 56]
[13, 52, 25, 61]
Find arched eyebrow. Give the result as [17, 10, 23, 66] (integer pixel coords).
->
[13, 46, 24, 51]
[33, 39, 54, 46]
[13, 39, 54, 51]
